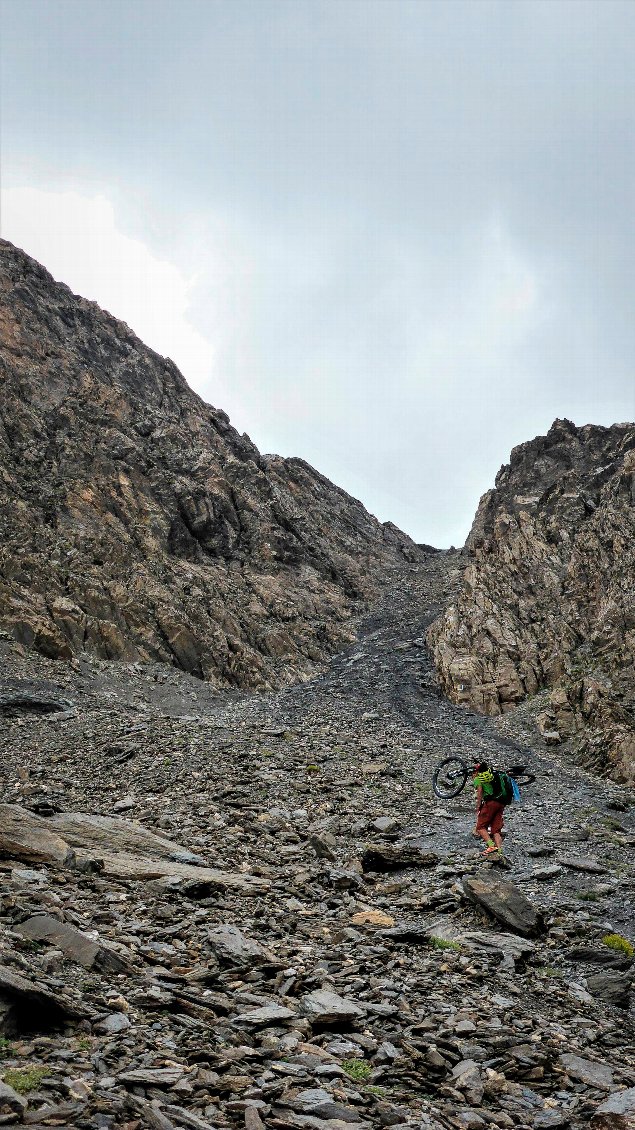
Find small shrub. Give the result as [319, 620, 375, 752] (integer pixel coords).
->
[576, 891, 599, 902]
[543, 967, 564, 979]
[602, 933, 634, 957]
[342, 1059, 372, 1082]
[429, 936, 461, 951]
[3, 1067, 48, 1094]
[602, 816, 625, 832]
[0, 1038, 14, 1059]
[367, 1085, 386, 1097]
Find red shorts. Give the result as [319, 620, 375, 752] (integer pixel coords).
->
[476, 800, 505, 835]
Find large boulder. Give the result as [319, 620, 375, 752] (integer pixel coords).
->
[16, 914, 133, 973]
[0, 804, 73, 866]
[207, 925, 269, 965]
[586, 969, 632, 1008]
[462, 874, 545, 936]
[361, 843, 439, 872]
[302, 990, 365, 1029]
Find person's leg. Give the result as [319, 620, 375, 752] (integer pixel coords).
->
[476, 803, 496, 850]
[490, 804, 505, 850]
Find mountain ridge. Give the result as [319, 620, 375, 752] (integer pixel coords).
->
[0, 238, 423, 688]
[429, 417, 635, 782]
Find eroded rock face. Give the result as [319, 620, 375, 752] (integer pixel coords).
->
[428, 418, 635, 782]
[0, 240, 422, 689]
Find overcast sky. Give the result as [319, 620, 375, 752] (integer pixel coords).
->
[1, 0, 634, 546]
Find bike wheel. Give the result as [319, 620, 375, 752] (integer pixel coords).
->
[432, 757, 469, 799]
[508, 766, 536, 786]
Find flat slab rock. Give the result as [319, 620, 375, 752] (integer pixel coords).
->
[462, 874, 545, 936]
[591, 1086, 635, 1129]
[568, 946, 632, 967]
[70, 847, 268, 893]
[0, 805, 264, 891]
[283, 1087, 364, 1123]
[559, 855, 609, 874]
[302, 989, 366, 1027]
[0, 803, 74, 866]
[16, 913, 133, 973]
[0, 689, 72, 714]
[560, 1053, 614, 1090]
[49, 811, 195, 859]
[380, 919, 534, 961]
[118, 1067, 185, 1087]
[430, 921, 536, 960]
[234, 1003, 297, 1026]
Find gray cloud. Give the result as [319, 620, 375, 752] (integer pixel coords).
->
[2, 0, 634, 544]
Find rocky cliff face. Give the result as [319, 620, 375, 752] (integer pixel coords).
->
[428, 418, 635, 782]
[0, 239, 422, 688]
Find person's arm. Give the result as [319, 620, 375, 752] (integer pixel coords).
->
[472, 782, 483, 834]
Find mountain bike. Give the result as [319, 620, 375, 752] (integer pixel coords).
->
[432, 755, 535, 800]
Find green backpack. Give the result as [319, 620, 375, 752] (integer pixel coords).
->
[491, 770, 514, 806]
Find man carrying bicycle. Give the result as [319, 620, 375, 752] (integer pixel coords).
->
[472, 762, 505, 855]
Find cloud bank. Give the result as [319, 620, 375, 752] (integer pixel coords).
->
[2, 0, 634, 544]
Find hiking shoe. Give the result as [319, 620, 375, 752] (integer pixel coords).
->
[482, 845, 499, 855]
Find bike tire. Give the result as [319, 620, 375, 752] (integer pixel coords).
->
[432, 757, 469, 799]
[510, 770, 536, 786]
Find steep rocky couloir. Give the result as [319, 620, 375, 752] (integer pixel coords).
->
[0, 239, 423, 689]
[428, 418, 635, 783]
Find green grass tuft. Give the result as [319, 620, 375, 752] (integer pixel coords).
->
[429, 935, 461, 951]
[342, 1059, 372, 1082]
[3, 1067, 48, 1094]
[602, 933, 634, 957]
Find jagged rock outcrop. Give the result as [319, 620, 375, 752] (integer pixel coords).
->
[0, 239, 422, 688]
[428, 418, 635, 782]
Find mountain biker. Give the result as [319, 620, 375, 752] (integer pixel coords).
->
[472, 761, 504, 855]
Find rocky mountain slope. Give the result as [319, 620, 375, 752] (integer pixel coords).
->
[0, 239, 421, 690]
[0, 552, 633, 1130]
[428, 419, 635, 784]
[0, 243, 634, 1130]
